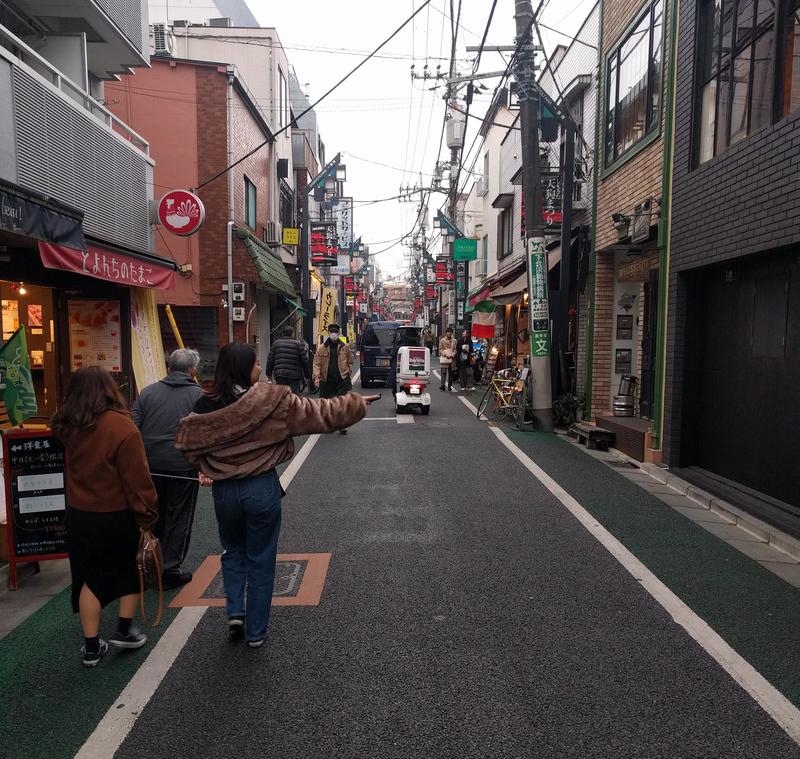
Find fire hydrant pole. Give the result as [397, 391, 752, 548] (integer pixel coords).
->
[515, 0, 553, 431]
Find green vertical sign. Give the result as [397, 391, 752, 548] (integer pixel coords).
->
[528, 239, 550, 357]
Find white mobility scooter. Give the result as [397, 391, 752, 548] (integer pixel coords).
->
[394, 345, 432, 415]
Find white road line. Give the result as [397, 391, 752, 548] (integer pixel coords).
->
[77, 434, 322, 758]
[362, 417, 399, 421]
[488, 425, 800, 746]
[396, 415, 415, 424]
[75, 606, 206, 759]
[352, 370, 360, 385]
[433, 370, 441, 380]
[458, 393, 490, 421]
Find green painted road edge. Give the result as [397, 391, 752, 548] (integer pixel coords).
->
[502, 425, 800, 707]
[0, 445, 306, 759]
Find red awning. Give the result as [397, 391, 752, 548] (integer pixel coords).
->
[39, 242, 175, 290]
[468, 285, 492, 307]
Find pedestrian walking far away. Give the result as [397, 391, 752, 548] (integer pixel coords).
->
[313, 323, 354, 434]
[439, 327, 456, 391]
[176, 342, 379, 647]
[265, 326, 311, 393]
[51, 366, 157, 667]
[456, 328, 475, 391]
[133, 348, 203, 589]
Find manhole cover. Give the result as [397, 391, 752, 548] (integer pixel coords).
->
[204, 559, 308, 599]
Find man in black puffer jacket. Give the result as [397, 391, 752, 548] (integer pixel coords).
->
[265, 326, 311, 393]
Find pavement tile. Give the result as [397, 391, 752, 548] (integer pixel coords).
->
[700, 522, 765, 543]
[654, 493, 706, 509]
[671, 505, 734, 524]
[759, 561, 800, 588]
[725, 539, 800, 564]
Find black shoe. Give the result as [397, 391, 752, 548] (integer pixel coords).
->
[439, 386, 445, 391]
[248, 637, 265, 648]
[339, 429, 348, 435]
[81, 639, 108, 667]
[229, 617, 245, 638]
[162, 571, 192, 589]
[109, 626, 147, 649]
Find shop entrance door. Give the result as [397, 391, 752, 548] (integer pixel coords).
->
[639, 268, 658, 419]
[1, 282, 58, 423]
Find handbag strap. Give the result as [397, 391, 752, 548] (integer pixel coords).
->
[137, 530, 164, 627]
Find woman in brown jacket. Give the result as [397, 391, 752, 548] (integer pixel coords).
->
[52, 366, 157, 667]
[176, 342, 378, 648]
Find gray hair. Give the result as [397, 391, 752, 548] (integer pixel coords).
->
[168, 348, 200, 373]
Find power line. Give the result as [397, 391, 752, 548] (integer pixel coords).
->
[195, 0, 434, 191]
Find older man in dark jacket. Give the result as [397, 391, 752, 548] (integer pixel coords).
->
[265, 326, 311, 393]
[133, 348, 203, 588]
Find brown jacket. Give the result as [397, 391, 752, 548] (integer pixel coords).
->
[312, 339, 353, 385]
[439, 335, 456, 366]
[175, 382, 366, 480]
[61, 410, 157, 529]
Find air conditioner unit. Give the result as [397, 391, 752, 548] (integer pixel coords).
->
[208, 17, 232, 27]
[264, 221, 279, 245]
[232, 306, 246, 322]
[231, 281, 245, 302]
[477, 175, 488, 197]
[151, 24, 173, 57]
[172, 19, 189, 28]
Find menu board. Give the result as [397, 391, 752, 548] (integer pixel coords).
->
[68, 300, 122, 372]
[3, 429, 68, 558]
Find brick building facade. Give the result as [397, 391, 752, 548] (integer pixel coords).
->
[588, 0, 673, 460]
[109, 58, 292, 375]
[663, 0, 800, 534]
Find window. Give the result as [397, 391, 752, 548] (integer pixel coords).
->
[605, 0, 664, 166]
[244, 177, 257, 229]
[498, 207, 513, 259]
[698, 0, 778, 162]
[479, 234, 489, 277]
[279, 181, 294, 228]
[278, 68, 287, 129]
[783, 0, 800, 114]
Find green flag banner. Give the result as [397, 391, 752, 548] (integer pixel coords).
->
[0, 326, 38, 425]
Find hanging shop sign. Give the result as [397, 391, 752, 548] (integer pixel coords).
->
[157, 190, 205, 237]
[435, 259, 454, 284]
[0, 182, 86, 250]
[38, 242, 176, 290]
[344, 276, 358, 294]
[333, 197, 353, 249]
[331, 254, 350, 276]
[310, 221, 339, 266]
[282, 227, 300, 246]
[521, 173, 563, 236]
[316, 287, 337, 345]
[453, 238, 478, 262]
[2, 429, 69, 590]
[527, 238, 551, 357]
[426, 285, 437, 300]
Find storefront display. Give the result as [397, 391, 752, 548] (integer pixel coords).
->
[68, 300, 122, 373]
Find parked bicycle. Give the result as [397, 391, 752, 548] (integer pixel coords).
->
[477, 368, 524, 424]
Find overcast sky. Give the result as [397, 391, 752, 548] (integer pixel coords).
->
[248, 0, 594, 277]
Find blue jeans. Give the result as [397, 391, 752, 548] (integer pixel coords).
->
[212, 471, 282, 641]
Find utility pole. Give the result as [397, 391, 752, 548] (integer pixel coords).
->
[515, 0, 553, 431]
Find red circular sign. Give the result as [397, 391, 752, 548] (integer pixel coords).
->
[157, 190, 206, 236]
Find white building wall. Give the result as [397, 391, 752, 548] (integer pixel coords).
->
[148, 0, 259, 27]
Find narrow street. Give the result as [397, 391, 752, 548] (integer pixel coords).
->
[4, 379, 798, 759]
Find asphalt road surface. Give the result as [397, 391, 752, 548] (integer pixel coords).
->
[99, 387, 800, 758]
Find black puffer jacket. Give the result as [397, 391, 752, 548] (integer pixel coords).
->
[266, 338, 311, 381]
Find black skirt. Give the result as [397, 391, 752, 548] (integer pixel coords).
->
[67, 507, 140, 613]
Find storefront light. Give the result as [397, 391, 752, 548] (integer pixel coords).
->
[17, 283, 27, 295]
[335, 165, 347, 182]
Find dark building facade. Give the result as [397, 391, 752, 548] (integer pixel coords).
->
[665, 0, 800, 535]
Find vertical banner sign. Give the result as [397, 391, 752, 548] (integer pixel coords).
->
[333, 197, 353, 249]
[316, 287, 336, 345]
[310, 222, 338, 266]
[528, 238, 551, 357]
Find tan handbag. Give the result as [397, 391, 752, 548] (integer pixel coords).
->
[136, 529, 164, 626]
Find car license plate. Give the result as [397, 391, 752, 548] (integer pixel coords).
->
[377, 358, 390, 367]
[410, 386, 421, 395]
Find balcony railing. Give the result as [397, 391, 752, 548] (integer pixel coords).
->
[0, 23, 149, 155]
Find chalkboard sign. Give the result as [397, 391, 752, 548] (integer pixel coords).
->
[3, 429, 68, 562]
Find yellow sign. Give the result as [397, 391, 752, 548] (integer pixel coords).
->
[317, 287, 336, 346]
[282, 227, 300, 246]
[131, 288, 167, 392]
[348, 323, 355, 345]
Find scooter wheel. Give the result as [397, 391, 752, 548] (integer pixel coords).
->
[421, 405, 430, 415]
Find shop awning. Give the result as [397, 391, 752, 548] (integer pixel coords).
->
[285, 297, 308, 316]
[236, 228, 298, 299]
[38, 241, 176, 289]
[491, 270, 528, 305]
[468, 283, 492, 307]
[491, 192, 514, 209]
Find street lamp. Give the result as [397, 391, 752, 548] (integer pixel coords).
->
[336, 164, 347, 182]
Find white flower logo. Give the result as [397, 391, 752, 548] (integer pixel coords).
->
[165, 198, 200, 229]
